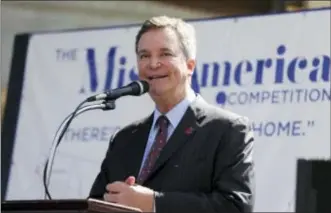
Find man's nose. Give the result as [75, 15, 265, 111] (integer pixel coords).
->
[149, 57, 161, 69]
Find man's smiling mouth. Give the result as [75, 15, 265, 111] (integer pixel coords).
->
[148, 75, 168, 80]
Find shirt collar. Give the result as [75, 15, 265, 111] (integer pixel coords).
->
[152, 89, 196, 129]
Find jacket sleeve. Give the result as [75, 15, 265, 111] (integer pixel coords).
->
[154, 117, 255, 213]
[89, 130, 119, 199]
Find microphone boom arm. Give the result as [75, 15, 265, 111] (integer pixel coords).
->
[43, 100, 116, 199]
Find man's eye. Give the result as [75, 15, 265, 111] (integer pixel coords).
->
[162, 52, 172, 56]
[140, 55, 149, 59]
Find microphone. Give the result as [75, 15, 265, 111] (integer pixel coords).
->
[86, 80, 149, 102]
[43, 81, 149, 199]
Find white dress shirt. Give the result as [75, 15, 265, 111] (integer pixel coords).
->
[139, 89, 196, 174]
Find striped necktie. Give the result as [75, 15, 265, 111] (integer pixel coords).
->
[138, 115, 169, 184]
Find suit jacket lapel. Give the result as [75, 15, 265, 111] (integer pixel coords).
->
[124, 114, 153, 178]
[145, 95, 207, 183]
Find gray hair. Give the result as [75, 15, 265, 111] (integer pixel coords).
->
[135, 16, 197, 60]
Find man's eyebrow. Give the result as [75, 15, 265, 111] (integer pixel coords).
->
[160, 48, 172, 52]
[137, 48, 173, 54]
[137, 49, 148, 54]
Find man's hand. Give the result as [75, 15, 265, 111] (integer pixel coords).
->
[104, 176, 155, 212]
[125, 176, 136, 186]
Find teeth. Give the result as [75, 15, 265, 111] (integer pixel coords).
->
[149, 75, 166, 80]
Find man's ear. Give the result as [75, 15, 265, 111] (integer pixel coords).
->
[186, 58, 196, 77]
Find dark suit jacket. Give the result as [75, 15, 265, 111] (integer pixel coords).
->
[89, 95, 255, 213]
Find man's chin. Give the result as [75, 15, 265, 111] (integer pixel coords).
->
[149, 91, 163, 98]
[148, 88, 168, 98]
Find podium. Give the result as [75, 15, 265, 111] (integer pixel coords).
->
[1, 198, 142, 213]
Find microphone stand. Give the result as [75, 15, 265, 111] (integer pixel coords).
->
[43, 100, 116, 199]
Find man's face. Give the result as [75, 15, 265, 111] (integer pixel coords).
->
[136, 27, 195, 98]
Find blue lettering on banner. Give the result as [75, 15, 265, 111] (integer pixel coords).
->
[81, 44, 330, 106]
[63, 126, 121, 142]
[84, 47, 138, 93]
[223, 88, 330, 105]
[62, 44, 329, 142]
[251, 120, 315, 137]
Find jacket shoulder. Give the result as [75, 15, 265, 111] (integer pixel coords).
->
[203, 103, 251, 127]
[110, 114, 152, 141]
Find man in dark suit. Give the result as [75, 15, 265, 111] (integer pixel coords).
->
[89, 15, 255, 213]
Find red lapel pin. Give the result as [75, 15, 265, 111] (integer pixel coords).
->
[185, 127, 194, 135]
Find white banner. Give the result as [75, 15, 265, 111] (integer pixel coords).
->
[6, 9, 330, 212]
